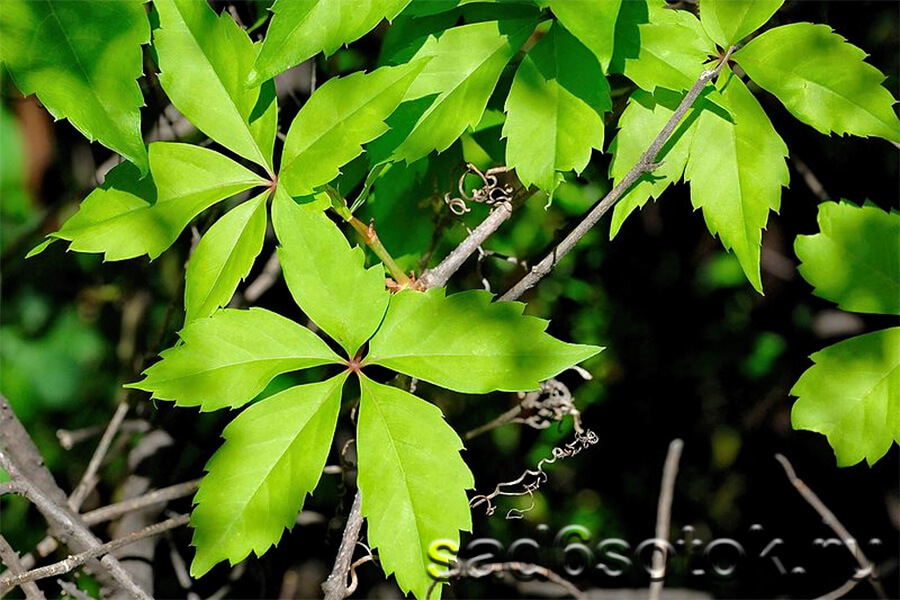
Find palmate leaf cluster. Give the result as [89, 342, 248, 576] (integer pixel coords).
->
[129, 192, 600, 595]
[1, 0, 898, 596]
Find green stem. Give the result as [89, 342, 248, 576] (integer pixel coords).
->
[346, 215, 411, 286]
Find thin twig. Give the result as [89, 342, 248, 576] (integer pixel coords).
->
[774, 454, 886, 599]
[0, 535, 45, 600]
[69, 402, 130, 510]
[499, 46, 736, 302]
[0, 515, 189, 591]
[649, 439, 684, 600]
[322, 490, 364, 600]
[0, 453, 151, 600]
[243, 251, 282, 303]
[0, 398, 149, 599]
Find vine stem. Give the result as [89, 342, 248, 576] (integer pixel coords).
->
[346, 215, 411, 286]
[499, 46, 737, 302]
[322, 490, 364, 600]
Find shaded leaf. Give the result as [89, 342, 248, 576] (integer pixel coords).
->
[608, 88, 702, 239]
[684, 68, 789, 292]
[734, 23, 900, 142]
[184, 193, 268, 323]
[272, 188, 389, 356]
[0, 0, 149, 172]
[128, 308, 341, 411]
[795, 201, 900, 315]
[548, 0, 620, 70]
[792, 328, 900, 467]
[391, 19, 535, 164]
[191, 374, 345, 576]
[357, 375, 473, 600]
[279, 61, 425, 197]
[154, 0, 278, 169]
[249, 0, 412, 85]
[367, 288, 602, 393]
[503, 23, 610, 194]
[700, 0, 782, 47]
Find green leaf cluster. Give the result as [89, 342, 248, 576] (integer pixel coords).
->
[609, 0, 899, 292]
[791, 202, 900, 467]
[131, 192, 600, 596]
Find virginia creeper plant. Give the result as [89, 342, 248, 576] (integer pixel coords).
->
[1, 0, 898, 597]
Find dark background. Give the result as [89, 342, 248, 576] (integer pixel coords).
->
[1, 1, 898, 598]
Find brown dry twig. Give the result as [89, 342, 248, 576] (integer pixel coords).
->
[775, 454, 886, 600]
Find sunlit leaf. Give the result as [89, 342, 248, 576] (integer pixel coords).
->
[357, 375, 473, 600]
[184, 193, 268, 323]
[548, 0, 620, 70]
[128, 308, 341, 411]
[734, 23, 900, 142]
[272, 188, 389, 356]
[191, 374, 346, 576]
[154, 0, 278, 170]
[792, 328, 900, 467]
[249, 0, 412, 85]
[503, 23, 610, 194]
[367, 288, 602, 393]
[279, 61, 425, 196]
[391, 19, 535, 164]
[699, 0, 782, 47]
[684, 68, 789, 293]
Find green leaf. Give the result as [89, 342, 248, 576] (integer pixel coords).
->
[503, 23, 610, 194]
[279, 62, 425, 197]
[190, 374, 346, 576]
[684, 68, 789, 293]
[154, 0, 278, 170]
[184, 193, 268, 323]
[391, 19, 535, 164]
[36, 143, 264, 260]
[795, 202, 900, 315]
[791, 328, 900, 467]
[272, 188, 389, 356]
[249, 0, 412, 86]
[622, 2, 717, 96]
[0, 0, 149, 172]
[357, 375, 473, 600]
[608, 88, 706, 239]
[128, 307, 341, 411]
[548, 0, 620, 70]
[733, 23, 900, 143]
[367, 288, 602, 393]
[699, 0, 782, 48]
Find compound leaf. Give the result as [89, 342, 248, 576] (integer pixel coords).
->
[548, 0, 620, 70]
[791, 328, 900, 467]
[0, 0, 149, 172]
[357, 375, 473, 600]
[367, 288, 602, 393]
[154, 0, 278, 170]
[700, 0, 782, 48]
[391, 19, 535, 164]
[504, 23, 610, 194]
[684, 68, 789, 293]
[279, 61, 425, 197]
[608, 88, 700, 238]
[795, 202, 900, 315]
[128, 308, 341, 411]
[272, 188, 389, 356]
[249, 0, 412, 86]
[184, 192, 268, 323]
[190, 374, 346, 576]
[622, 2, 717, 96]
[734, 23, 900, 142]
